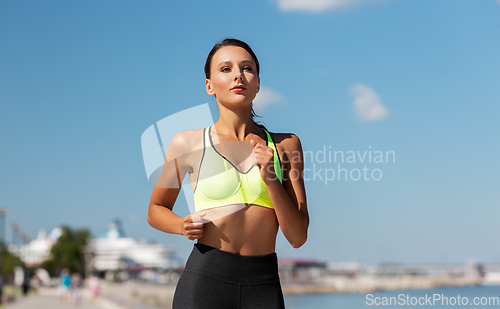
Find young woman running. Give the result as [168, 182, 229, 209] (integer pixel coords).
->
[148, 38, 309, 309]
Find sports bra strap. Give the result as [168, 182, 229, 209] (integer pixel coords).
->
[263, 129, 283, 184]
[205, 126, 229, 171]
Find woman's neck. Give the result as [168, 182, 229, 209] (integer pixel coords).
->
[215, 103, 261, 141]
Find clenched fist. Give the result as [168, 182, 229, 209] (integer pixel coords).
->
[181, 212, 206, 240]
[250, 139, 278, 184]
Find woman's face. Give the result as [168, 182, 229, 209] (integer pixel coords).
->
[205, 46, 260, 108]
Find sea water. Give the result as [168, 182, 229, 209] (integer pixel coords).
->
[284, 285, 500, 308]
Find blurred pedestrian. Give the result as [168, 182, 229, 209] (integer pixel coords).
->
[31, 274, 41, 294]
[88, 272, 100, 304]
[21, 275, 30, 296]
[71, 272, 82, 306]
[0, 275, 4, 305]
[59, 268, 71, 304]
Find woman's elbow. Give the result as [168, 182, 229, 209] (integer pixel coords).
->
[291, 234, 307, 249]
[147, 210, 157, 227]
[147, 203, 161, 227]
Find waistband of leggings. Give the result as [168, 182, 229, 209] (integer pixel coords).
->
[184, 243, 280, 284]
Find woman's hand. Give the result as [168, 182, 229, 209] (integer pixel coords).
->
[250, 139, 278, 184]
[182, 212, 206, 240]
[252, 133, 309, 249]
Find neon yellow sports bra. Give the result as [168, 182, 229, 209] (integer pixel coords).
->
[193, 125, 282, 212]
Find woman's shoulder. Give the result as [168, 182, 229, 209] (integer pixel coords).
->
[267, 130, 303, 152]
[171, 127, 205, 143]
[166, 127, 206, 159]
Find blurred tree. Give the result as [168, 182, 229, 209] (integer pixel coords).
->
[42, 226, 91, 277]
[0, 243, 25, 276]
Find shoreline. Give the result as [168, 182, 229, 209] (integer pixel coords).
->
[281, 276, 484, 295]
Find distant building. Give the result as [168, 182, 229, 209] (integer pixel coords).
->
[326, 261, 363, 277]
[8, 227, 62, 267]
[278, 257, 326, 283]
[88, 220, 179, 274]
[10, 220, 179, 277]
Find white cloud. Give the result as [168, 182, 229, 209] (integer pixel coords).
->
[349, 84, 389, 122]
[253, 87, 284, 112]
[277, 0, 387, 12]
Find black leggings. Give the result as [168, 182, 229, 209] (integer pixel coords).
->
[172, 243, 286, 309]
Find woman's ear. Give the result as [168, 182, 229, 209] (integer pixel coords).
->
[205, 79, 215, 96]
[256, 76, 260, 93]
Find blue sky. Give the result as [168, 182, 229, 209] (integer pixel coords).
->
[1, 0, 499, 265]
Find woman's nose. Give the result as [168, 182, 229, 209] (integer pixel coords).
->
[234, 72, 243, 81]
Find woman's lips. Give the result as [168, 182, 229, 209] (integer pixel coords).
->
[231, 85, 246, 92]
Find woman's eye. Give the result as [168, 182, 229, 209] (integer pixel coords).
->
[243, 66, 252, 71]
[221, 67, 230, 72]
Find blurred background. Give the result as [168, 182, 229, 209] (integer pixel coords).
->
[1, 0, 499, 308]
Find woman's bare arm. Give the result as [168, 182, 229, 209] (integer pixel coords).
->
[147, 130, 205, 240]
[251, 133, 309, 248]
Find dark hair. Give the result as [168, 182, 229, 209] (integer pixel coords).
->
[205, 38, 265, 129]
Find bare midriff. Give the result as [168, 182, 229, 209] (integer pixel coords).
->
[197, 204, 279, 256]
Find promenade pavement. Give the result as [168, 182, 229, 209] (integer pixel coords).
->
[4, 288, 124, 309]
[5, 285, 172, 309]
[5, 293, 101, 309]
